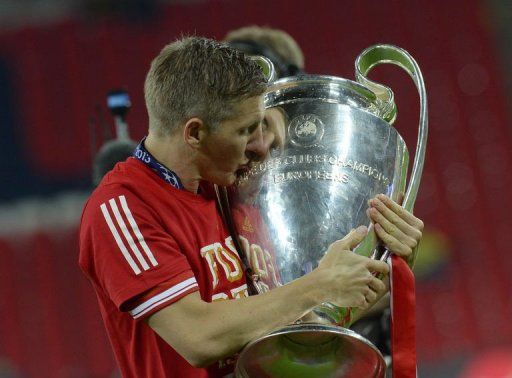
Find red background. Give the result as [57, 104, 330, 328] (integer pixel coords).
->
[0, 0, 511, 376]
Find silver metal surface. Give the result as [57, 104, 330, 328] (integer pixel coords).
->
[235, 325, 386, 378]
[234, 78, 409, 287]
[231, 44, 427, 377]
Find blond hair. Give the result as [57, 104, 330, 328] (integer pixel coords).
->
[224, 26, 304, 69]
[144, 36, 266, 136]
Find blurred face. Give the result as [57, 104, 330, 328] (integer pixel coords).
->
[262, 107, 286, 155]
[236, 107, 287, 203]
[198, 96, 266, 186]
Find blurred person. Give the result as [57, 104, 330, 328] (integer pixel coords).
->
[79, 36, 423, 377]
[224, 25, 305, 79]
[92, 138, 138, 186]
[91, 89, 138, 186]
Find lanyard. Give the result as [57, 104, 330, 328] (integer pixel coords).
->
[133, 138, 184, 190]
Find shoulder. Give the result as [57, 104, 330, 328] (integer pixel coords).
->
[84, 159, 157, 216]
[97, 158, 149, 187]
[79, 162, 157, 257]
[78, 172, 164, 286]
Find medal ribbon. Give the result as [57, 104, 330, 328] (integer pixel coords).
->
[133, 138, 184, 190]
[390, 254, 417, 378]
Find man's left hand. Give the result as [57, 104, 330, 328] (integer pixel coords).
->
[366, 194, 424, 259]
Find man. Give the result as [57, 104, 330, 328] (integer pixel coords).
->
[79, 37, 422, 377]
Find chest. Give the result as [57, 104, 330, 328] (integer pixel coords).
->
[157, 195, 249, 301]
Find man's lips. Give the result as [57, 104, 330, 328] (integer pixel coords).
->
[235, 164, 252, 177]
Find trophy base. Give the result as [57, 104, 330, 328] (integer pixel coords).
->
[235, 323, 386, 378]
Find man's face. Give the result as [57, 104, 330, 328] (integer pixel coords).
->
[198, 95, 266, 186]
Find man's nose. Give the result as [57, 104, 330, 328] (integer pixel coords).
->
[246, 125, 268, 162]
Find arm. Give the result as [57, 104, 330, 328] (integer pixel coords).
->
[147, 227, 389, 367]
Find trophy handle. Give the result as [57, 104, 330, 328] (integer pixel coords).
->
[355, 44, 428, 265]
[250, 55, 278, 83]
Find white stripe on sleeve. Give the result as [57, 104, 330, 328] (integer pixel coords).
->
[129, 277, 198, 319]
[119, 195, 159, 267]
[109, 198, 150, 271]
[100, 203, 142, 275]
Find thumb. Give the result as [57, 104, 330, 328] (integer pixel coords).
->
[339, 225, 368, 250]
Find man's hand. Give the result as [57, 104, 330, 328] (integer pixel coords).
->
[316, 226, 389, 309]
[366, 194, 424, 259]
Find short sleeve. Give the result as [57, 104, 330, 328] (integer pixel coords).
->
[79, 188, 199, 317]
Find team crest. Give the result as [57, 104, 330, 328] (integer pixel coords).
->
[288, 114, 325, 147]
[242, 216, 254, 233]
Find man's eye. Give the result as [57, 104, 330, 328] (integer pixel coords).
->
[242, 123, 259, 135]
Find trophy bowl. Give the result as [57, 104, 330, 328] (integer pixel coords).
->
[226, 45, 427, 377]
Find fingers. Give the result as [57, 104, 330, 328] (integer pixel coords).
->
[367, 195, 423, 253]
[364, 288, 378, 304]
[335, 225, 368, 250]
[360, 279, 385, 307]
[374, 223, 412, 257]
[371, 194, 424, 232]
[368, 275, 387, 293]
[367, 206, 419, 250]
[361, 276, 388, 307]
[366, 258, 390, 275]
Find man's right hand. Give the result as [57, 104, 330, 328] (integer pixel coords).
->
[315, 226, 389, 309]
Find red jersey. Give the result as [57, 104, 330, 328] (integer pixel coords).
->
[79, 158, 249, 377]
[230, 202, 282, 293]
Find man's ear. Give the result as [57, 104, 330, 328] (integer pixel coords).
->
[183, 117, 207, 149]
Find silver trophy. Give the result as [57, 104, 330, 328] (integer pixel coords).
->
[225, 45, 427, 377]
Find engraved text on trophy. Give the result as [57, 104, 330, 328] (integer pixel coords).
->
[239, 154, 390, 185]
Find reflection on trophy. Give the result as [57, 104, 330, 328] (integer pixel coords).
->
[226, 45, 428, 377]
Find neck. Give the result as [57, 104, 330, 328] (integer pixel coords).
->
[144, 132, 201, 193]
